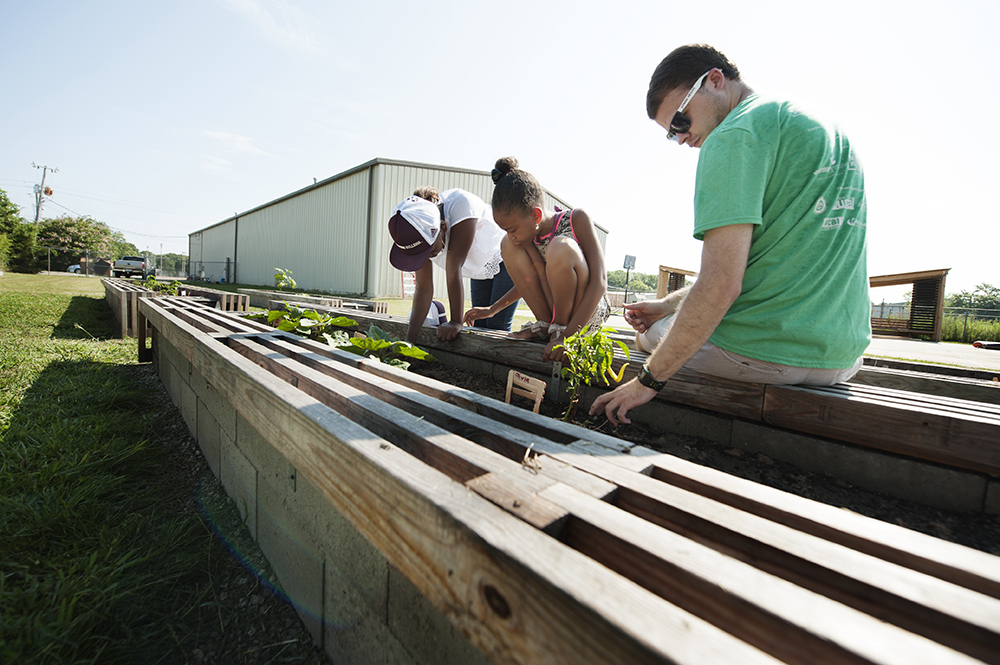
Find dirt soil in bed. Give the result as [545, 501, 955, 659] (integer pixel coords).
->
[408, 362, 1000, 556]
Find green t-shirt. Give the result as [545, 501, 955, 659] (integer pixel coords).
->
[693, 95, 870, 369]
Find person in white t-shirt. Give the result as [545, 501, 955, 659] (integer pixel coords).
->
[388, 187, 519, 343]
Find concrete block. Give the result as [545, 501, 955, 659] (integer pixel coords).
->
[257, 478, 326, 645]
[235, 413, 294, 496]
[197, 398, 222, 479]
[324, 612, 417, 665]
[221, 433, 258, 539]
[731, 420, 988, 512]
[387, 566, 490, 665]
[192, 370, 236, 440]
[985, 477, 1000, 515]
[177, 367, 198, 439]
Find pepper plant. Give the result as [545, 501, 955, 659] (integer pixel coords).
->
[553, 325, 630, 422]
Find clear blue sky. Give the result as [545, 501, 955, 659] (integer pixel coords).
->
[3, 0, 997, 301]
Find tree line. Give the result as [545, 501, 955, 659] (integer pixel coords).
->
[0, 187, 187, 275]
[607, 269, 661, 293]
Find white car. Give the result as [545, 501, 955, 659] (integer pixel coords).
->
[67, 264, 82, 274]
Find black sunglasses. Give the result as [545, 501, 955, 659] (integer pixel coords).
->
[666, 70, 712, 141]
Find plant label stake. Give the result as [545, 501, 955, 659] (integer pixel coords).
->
[549, 361, 562, 402]
[505, 370, 546, 413]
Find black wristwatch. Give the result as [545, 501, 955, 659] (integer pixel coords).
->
[637, 364, 667, 391]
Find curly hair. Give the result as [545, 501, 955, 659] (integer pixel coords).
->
[412, 186, 440, 203]
[490, 157, 544, 214]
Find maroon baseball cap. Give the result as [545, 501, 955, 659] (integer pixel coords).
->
[388, 196, 440, 271]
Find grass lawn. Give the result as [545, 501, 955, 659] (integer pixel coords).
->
[0, 273, 232, 663]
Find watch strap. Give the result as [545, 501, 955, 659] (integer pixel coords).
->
[637, 364, 667, 391]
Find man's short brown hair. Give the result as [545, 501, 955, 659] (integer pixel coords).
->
[646, 44, 742, 119]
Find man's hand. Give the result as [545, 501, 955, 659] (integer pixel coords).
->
[589, 378, 657, 426]
[623, 301, 663, 334]
[436, 320, 463, 341]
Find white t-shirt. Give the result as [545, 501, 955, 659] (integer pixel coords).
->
[430, 189, 504, 280]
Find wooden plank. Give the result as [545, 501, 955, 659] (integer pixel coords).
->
[602, 445, 1000, 600]
[762, 384, 1000, 475]
[229, 334, 617, 501]
[851, 367, 1000, 405]
[177, 320, 779, 665]
[237, 287, 342, 310]
[543, 448, 1000, 662]
[539, 482, 982, 665]
[224, 335, 577, 532]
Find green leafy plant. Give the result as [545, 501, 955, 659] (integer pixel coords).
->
[248, 303, 356, 342]
[247, 306, 434, 370]
[142, 275, 182, 295]
[335, 324, 435, 370]
[554, 325, 630, 422]
[274, 267, 297, 291]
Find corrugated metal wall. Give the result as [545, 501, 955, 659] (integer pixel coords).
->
[189, 220, 235, 282]
[188, 158, 607, 300]
[236, 168, 371, 294]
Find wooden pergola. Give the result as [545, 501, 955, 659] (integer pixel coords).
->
[656, 265, 697, 298]
[869, 268, 951, 342]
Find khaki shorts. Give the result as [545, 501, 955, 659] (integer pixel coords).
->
[636, 316, 862, 387]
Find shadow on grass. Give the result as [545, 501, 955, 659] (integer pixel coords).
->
[0, 354, 211, 664]
[52, 295, 121, 341]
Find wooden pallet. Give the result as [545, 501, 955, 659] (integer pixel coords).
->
[321, 309, 1000, 478]
[139, 298, 1000, 665]
[174, 284, 250, 312]
[238, 287, 388, 314]
[102, 277, 151, 339]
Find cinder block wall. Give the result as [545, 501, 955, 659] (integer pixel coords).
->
[152, 330, 491, 665]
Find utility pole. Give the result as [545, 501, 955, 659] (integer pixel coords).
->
[32, 162, 58, 223]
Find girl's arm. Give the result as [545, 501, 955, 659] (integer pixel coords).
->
[440, 217, 476, 341]
[406, 261, 435, 343]
[463, 285, 521, 325]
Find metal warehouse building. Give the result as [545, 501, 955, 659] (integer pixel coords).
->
[188, 158, 608, 299]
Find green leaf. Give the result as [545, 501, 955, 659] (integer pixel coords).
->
[350, 337, 393, 353]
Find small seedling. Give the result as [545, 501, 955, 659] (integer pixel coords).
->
[274, 267, 297, 291]
[553, 325, 630, 422]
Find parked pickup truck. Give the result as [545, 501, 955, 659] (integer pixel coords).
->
[112, 256, 151, 279]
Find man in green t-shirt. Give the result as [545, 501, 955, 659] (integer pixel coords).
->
[592, 44, 870, 426]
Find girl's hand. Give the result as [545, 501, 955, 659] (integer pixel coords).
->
[463, 307, 491, 326]
[436, 321, 463, 341]
[542, 337, 566, 363]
